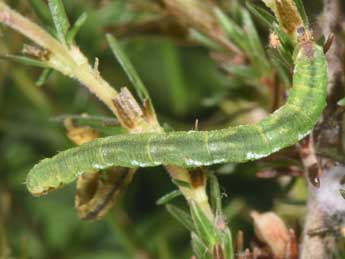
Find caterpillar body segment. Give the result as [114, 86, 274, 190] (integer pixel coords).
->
[27, 42, 328, 196]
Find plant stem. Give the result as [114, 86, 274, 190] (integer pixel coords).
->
[300, 184, 336, 259]
[0, 2, 120, 118]
[167, 166, 214, 220]
[301, 0, 345, 257]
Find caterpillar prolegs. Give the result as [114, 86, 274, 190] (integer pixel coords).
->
[27, 35, 328, 196]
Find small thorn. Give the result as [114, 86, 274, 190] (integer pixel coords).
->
[194, 119, 199, 131]
[323, 33, 335, 54]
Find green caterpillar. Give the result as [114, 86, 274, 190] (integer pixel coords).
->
[27, 31, 328, 196]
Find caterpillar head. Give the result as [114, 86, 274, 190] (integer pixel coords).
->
[296, 26, 315, 58]
[296, 26, 314, 44]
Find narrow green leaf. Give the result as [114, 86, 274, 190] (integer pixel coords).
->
[228, 0, 242, 20]
[29, 0, 53, 25]
[273, 23, 294, 53]
[36, 68, 53, 86]
[269, 54, 291, 88]
[165, 205, 195, 232]
[0, 55, 49, 68]
[215, 6, 271, 76]
[190, 202, 218, 246]
[241, 9, 271, 74]
[156, 190, 182, 205]
[191, 233, 211, 259]
[246, 1, 276, 28]
[215, 6, 271, 75]
[276, 42, 294, 65]
[222, 65, 258, 81]
[293, 0, 309, 27]
[189, 29, 221, 51]
[214, 8, 247, 50]
[106, 34, 156, 117]
[267, 49, 291, 87]
[221, 228, 234, 259]
[48, 0, 70, 44]
[261, 0, 276, 11]
[337, 98, 345, 106]
[209, 175, 222, 214]
[171, 179, 192, 189]
[66, 12, 88, 46]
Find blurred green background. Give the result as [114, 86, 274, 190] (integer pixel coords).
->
[0, 0, 331, 258]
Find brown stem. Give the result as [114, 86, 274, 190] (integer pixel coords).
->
[320, 0, 345, 99]
[300, 182, 336, 258]
[300, 162, 345, 258]
[301, 0, 345, 257]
